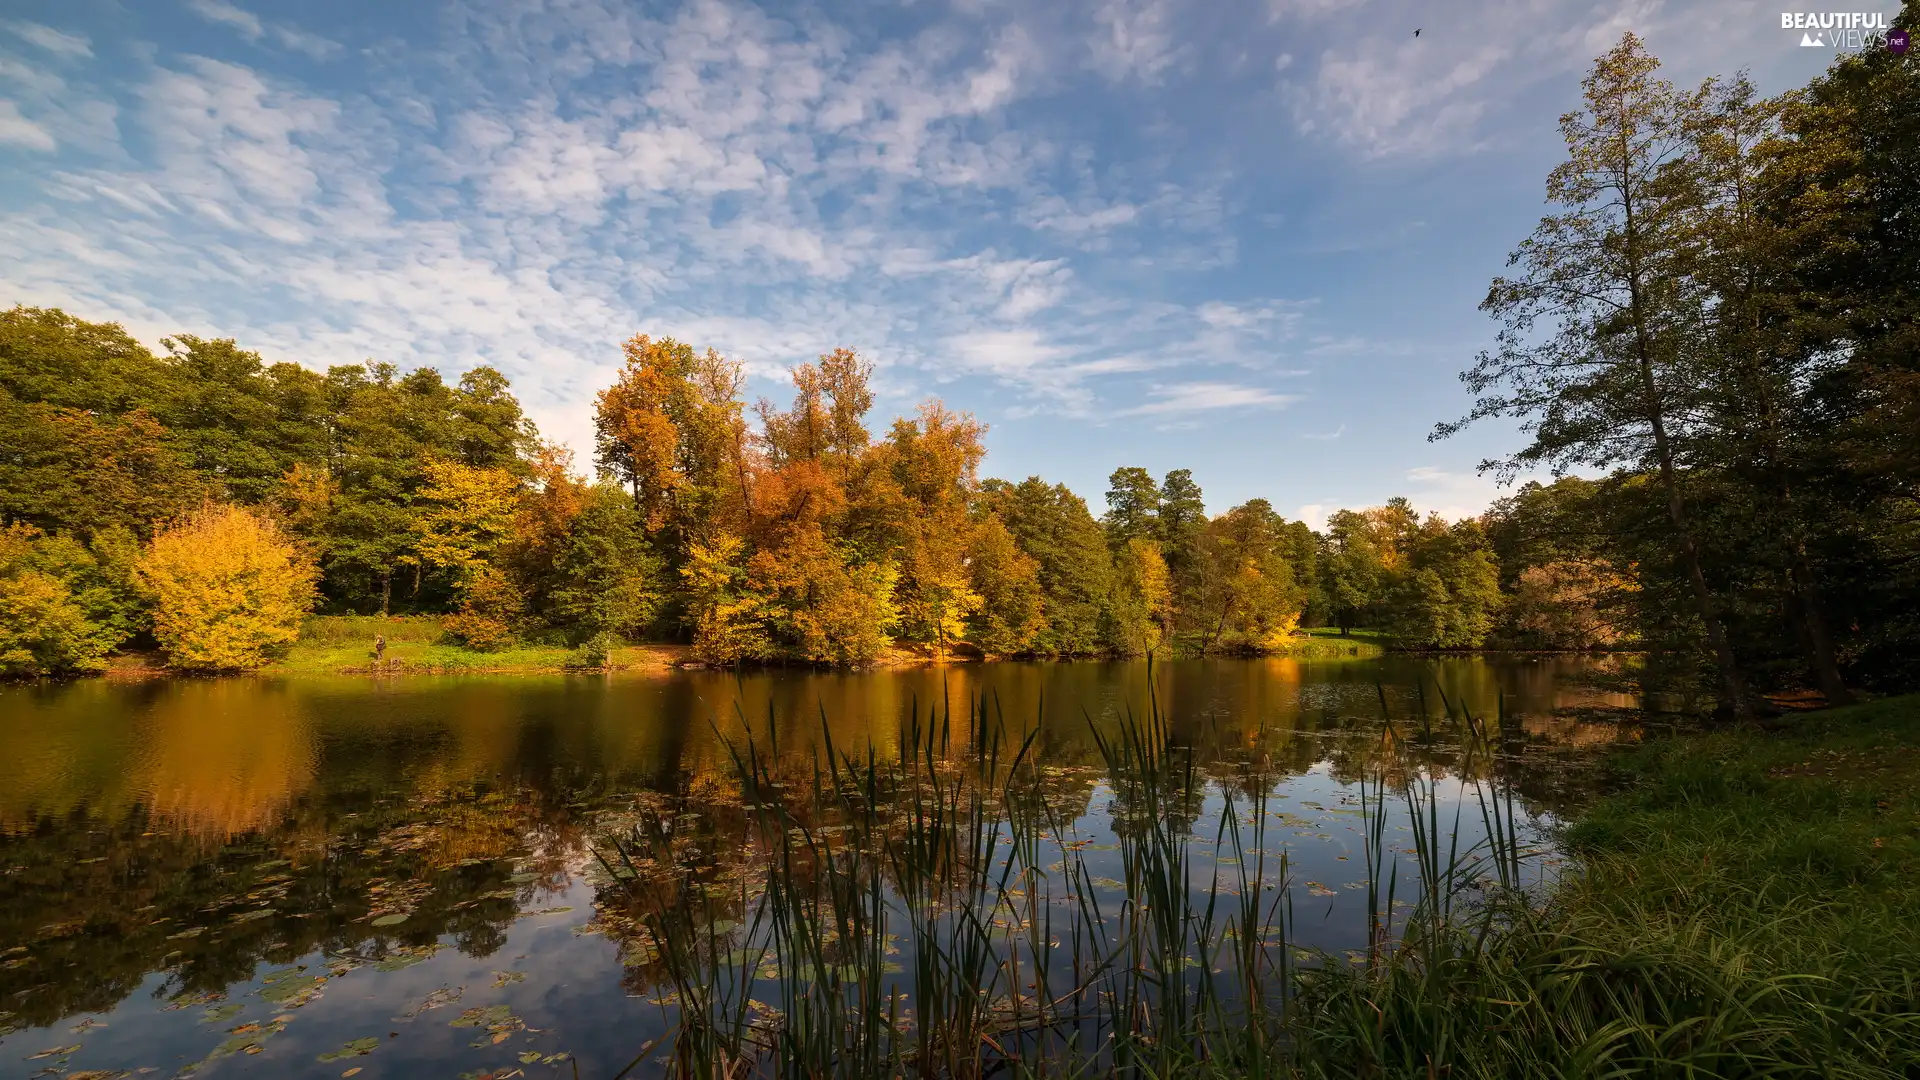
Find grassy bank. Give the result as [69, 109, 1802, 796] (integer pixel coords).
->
[267, 615, 687, 675]
[1292, 694, 1920, 1077]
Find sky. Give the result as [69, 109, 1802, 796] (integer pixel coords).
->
[0, 0, 1866, 528]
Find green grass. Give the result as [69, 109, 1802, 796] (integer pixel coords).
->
[1290, 693, 1920, 1078]
[271, 615, 575, 673]
[1280, 628, 1391, 659]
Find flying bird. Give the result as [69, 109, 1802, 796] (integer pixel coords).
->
[1414, 28, 1421, 36]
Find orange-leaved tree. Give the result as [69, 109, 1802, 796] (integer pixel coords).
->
[138, 503, 318, 671]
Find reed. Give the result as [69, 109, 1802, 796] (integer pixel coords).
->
[594, 684, 1920, 1078]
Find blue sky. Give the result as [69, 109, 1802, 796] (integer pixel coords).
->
[0, 0, 1858, 526]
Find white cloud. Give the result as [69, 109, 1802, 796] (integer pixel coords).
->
[1119, 381, 1300, 416]
[187, 0, 264, 40]
[185, 0, 342, 59]
[1088, 0, 1182, 84]
[7, 21, 91, 57]
[0, 100, 54, 150]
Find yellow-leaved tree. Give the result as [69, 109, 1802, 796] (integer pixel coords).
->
[138, 503, 318, 671]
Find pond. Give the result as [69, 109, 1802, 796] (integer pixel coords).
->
[0, 655, 1639, 1078]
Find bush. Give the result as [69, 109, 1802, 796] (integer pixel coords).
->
[0, 569, 116, 677]
[563, 631, 614, 671]
[137, 503, 318, 671]
[441, 565, 524, 651]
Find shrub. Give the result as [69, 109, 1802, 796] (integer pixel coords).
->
[0, 568, 116, 677]
[441, 565, 524, 651]
[137, 503, 318, 671]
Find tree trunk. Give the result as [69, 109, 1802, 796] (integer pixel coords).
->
[380, 569, 392, 617]
[1789, 548, 1853, 705]
[1642, 384, 1752, 721]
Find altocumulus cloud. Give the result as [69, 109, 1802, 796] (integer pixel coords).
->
[0, 0, 1809, 513]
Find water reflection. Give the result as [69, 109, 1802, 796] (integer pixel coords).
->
[0, 656, 1634, 1077]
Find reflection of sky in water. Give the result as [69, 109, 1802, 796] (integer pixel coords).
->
[0, 657, 1615, 1077]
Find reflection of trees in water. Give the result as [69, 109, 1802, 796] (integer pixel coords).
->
[0, 657, 1637, 1040]
[0, 781, 590, 1032]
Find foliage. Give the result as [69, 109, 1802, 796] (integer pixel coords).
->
[681, 533, 770, 664]
[977, 478, 1112, 655]
[137, 504, 319, 671]
[0, 526, 124, 677]
[413, 460, 522, 578]
[543, 484, 664, 644]
[440, 565, 526, 652]
[1107, 538, 1173, 657]
[1506, 559, 1635, 649]
[965, 515, 1045, 655]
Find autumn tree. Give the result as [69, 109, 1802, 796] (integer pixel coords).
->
[594, 335, 749, 547]
[1438, 34, 1753, 717]
[0, 525, 124, 676]
[1185, 500, 1306, 654]
[1107, 538, 1173, 657]
[965, 515, 1045, 655]
[137, 504, 318, 671]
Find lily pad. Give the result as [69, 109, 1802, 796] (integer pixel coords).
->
[317, 1037, 381, 1062]
[370, 913, 409, 927]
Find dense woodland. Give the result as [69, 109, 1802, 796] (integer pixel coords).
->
[1, 32, 1915, 714]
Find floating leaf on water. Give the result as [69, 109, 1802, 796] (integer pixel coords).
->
[342, 1070, 362, 1078]
[168, 927, 207, 940]
[370, 914, 409, 927]
[524, 906, 572, 916]
[26, 1044, 81, 1059]
[259, 975, 326, 1006]
[200, 1003, 245, 1024]
[67, 1071, 129, 1080]
[232, 909, 275, 922]
[317, 1037, 381, 1062]
[508, 873, 537, 884]
[449, 1005, 514, 1028]
[491, 970, 526, 987]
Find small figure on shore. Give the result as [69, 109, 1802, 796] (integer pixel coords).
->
[373, 635, 387, 666]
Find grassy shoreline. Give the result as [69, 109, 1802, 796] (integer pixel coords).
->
[1291, 693, 1920, 1076]
[235, 616, 1392, 677]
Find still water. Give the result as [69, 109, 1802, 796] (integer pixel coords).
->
[0, 656, 1634, 1078]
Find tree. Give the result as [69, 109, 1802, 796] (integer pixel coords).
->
[0, 401, 209, 537]
[1102, 467, 1160, 549]
[441, 565, 526, 651]
[680, 532, 769, 664]
[137, 504, 318, 671]
[1385, 519, 1503, 648]
[1508, 559, 1635, 649]
[1185, 501, 1305, 654]
[977, 478, 1112, 655]
[413, 461, 522, 579]
[0, 525, 122, 677]
[1321, 510, 1387, 634]
[1157, 469, 1206, 573]
[594, 335, 749, 546]
[1437, 35, 1754, 718]
[966, 515, 1045, 656]
[544, 485, 664, 644]
[1107, 538, 1173, 657]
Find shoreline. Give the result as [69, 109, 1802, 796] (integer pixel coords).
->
[65, 637, 1654, 682]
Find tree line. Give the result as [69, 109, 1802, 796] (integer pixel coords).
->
[0, 313, 1516, 674]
